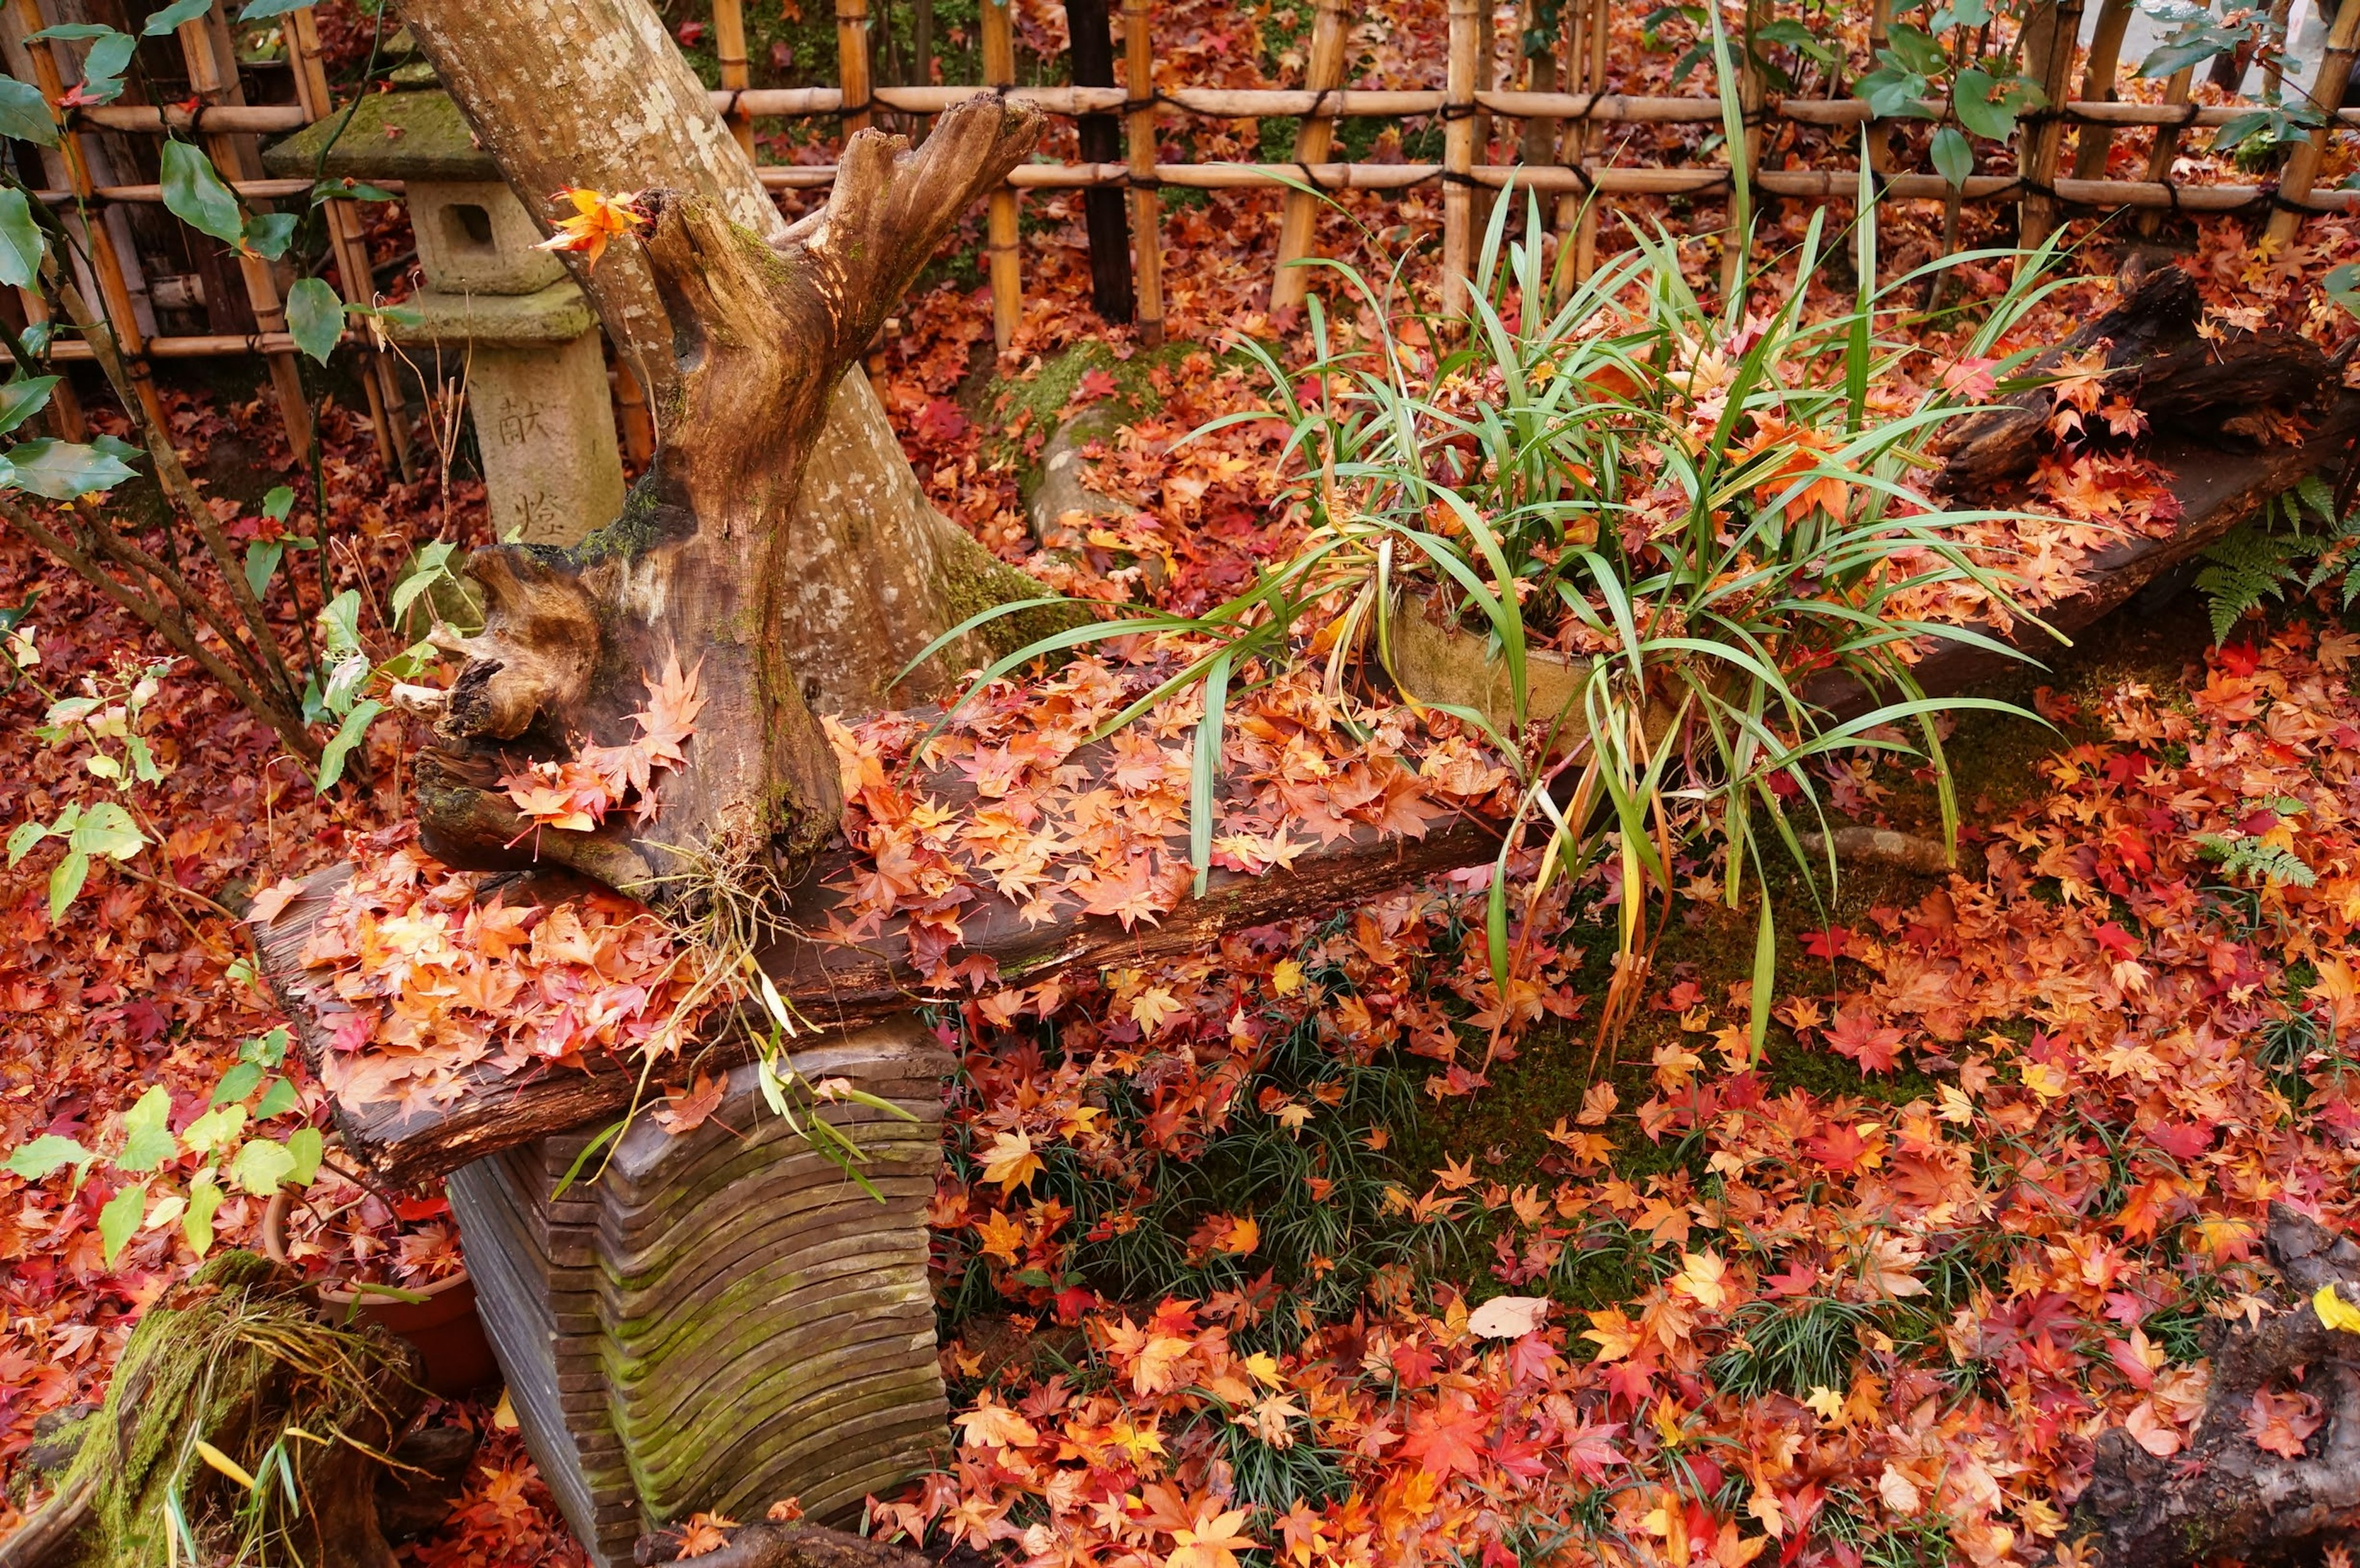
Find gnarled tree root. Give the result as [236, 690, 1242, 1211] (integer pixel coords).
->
[0, 1252, 423, 1568]
[2066, 1202, 2360, 1566]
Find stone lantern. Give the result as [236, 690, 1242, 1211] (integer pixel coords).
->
[265, 92, 625, 546]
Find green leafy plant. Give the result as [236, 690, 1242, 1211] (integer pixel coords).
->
[923, 174, 2059, 1055]
[1852, 0, 2048, 194]
[4, 1027, 321, 1268]
[2194, 476, 2360, 643]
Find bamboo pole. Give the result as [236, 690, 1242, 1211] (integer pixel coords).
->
[1442, 0, 1479, 315]
[714, 0, 756, 157]
[1576, 0, 1606, 276]
[2016, 0, 2083, 246]
[2070, 0, 2133, 180]
[838, 0, 873, 138]
[286, 4, 409, 477]
[1269, 0, 1344, 313]
[56, 82, 2360, 134]
[1866, 0, 1892, 175]
[1123, 0, 1163, 342]
[2267, 0, 2360, 247]
[2135, 65, 2195, 237]
[176, 1, 312, 461]
[10, 0, 165, 435]
[1723, 0, 1764, 296]
[981, 0, 1021, 348]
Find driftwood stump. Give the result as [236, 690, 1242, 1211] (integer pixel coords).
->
[444, 1023, 950, 1568]
[2069, 1203, 2360, 1566]
[412, 95, 1044, 901]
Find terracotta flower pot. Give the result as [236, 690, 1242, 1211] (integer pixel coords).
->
[262, 1190, 500, 1397]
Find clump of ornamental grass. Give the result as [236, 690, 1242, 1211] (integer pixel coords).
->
[921, 161, 2071, 1057]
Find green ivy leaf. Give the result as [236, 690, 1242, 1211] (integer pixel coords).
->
[2, 438, 136, 500]
[183, 1171, 221, 1256]
[1882, 23, 1946, 75]
[159, 139, 244, 246]
[0, 376, 58, 439]
[1930, 126, 1973, 188]
[1950, 69, 2009, 141]
[0, 188, 44, 286]
[0, 78, 60, 149]
[237, 0, 316, 20]
[285, 277, 345, 364]
[79, 29, 136, 87]
[315, 697, 380, 792]
[98, 1181, 146, 1264]
[246, 1025, 291, 1067]
[117, 1085, 177, 1173]
[227, 1137, 297, 1194]
[6, 1132, 92, 1180]
[262, 484, 296, 522]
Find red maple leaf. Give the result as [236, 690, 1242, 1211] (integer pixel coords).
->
[1399, 1392, 1490, 1480]
[1806, 1121, 1876, 1174]
[1822, 1005, 1905, 1073]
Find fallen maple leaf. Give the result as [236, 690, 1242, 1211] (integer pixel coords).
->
[537, 187, 648, 270]
[1466, 1294, 1549, 1339]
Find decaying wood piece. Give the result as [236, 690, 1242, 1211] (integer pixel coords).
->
[414, 97, 1042, 897]
[393, 0, 1058, 719]
[1933, 261, 2338, 498]
[2069, 1204, 2360, 1567]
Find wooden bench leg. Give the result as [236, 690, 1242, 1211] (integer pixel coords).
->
[446, 1015, 953, 1566]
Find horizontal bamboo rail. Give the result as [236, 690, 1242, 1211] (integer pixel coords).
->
[736, 159, 2359, 214]
[75, 90, 2360, 136]
[42, 330, 357, 358]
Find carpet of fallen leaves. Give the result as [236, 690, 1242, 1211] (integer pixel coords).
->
[12, 2, 2360, 1562]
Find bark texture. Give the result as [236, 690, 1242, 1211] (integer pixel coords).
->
[1933, 261, 2338, 498]
[2068, 1203, 2360, 1567]
[392, 0, 1055, 715]
[414, 99, 1044, 893]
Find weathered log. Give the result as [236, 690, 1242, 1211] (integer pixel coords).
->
[1932, 261, 2338, 498]
[2068, 1203, 2360, 1567]
[259, 796, 1502, 1186]
[414, 97, 1043, 896]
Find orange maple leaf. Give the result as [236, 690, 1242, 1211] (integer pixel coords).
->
[537, 187, 648, 270]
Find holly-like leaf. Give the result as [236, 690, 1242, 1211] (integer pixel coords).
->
[117, 1085, 177, 1173]
[255, 1077, 299, 1119]
[284, 276, 345, 364]
[160, 139, 245, 246]
[212, 1060, 262, 1107]
[238, 0, 316, 18]
[2, 438, 136, 500]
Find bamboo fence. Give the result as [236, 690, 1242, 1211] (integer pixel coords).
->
[13, 0, 2360, 462]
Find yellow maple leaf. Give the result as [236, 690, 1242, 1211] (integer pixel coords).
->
[1672, 1249, 1729, 1310]
[1270, 957, 1304, 996]
[2316, 1283, 2360, 1333]
[978, 1129, 1043, 1193]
